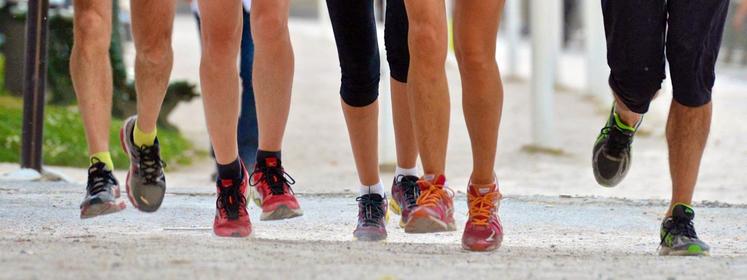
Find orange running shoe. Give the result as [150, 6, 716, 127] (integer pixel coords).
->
[462, 183, 503, 251]
[404, 175, 456, 233]
[249, 157, 303, 221]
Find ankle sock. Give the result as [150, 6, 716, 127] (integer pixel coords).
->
[359, 181, 385, 196]
[133, 121, 157, 147]
[217, 158, 243, 180]
[90, 152, 114, 171]
[256, 150, 281, 165]
[395, 166, 419, 179]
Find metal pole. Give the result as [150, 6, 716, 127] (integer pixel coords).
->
[529, 0, 561, 148]
[21, 0, 50, 172]
[583, 0, 612, 104]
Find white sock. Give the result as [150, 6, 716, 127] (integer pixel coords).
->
[359, 181, 385, 196]
[395, 166, 419, 179]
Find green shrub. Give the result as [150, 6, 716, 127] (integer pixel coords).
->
[0, 96, 202, 169]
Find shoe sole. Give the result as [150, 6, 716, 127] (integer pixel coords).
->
[80, 198, 127, 219]
[462, 237, 503, 252]
[354, 232, 388, 242]
[658, 247, 710, 256]
[388, 198, 407, 228]
[120, 123, 165, 213]
[260, 205, 304, 221]
[404, 211, 456, 233]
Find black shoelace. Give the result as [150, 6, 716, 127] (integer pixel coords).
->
[250, 166, 296, 195]
[357, 194, 385, 225]
[137, 145, 166, 185]
[660, 218, 698, 246]
[87, 162, 117, 196]
[216, 180, 246, 220]
[397, 175, 420, 209]
[600, 125, 633, 157]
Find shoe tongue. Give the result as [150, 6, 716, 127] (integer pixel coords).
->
[672, 204, 695, 220]
[419, 175, 446, 191]
[470, 184, 497, 195]
[263, 157, 279, 168]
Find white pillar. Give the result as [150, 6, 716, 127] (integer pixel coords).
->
[529, 0, 561, 148]
[583, 0, 612, 104]
[504, 0, 522, 79]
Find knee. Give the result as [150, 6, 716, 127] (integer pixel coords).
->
[341, 70, 380, 107]
[250, 12, 288, 43]
[73, 12, 111, 54]
[454, 43, 496, 74]
[408, 20, 447, 62]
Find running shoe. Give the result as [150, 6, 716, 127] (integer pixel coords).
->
[249, 157, 303, 220]
[389, 175, 420, 227]
[214, 163, 252, 237]
[592, 106, 641, 187]
[80, 161, 127, 219]
[659, 203, 710, 256]
[353, 193, 388, 241]
[462, 183, 503, 251]
[404, 175, 456, 233]
[120, 116, 166, 212]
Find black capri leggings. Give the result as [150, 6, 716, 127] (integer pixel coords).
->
[326, 0, 410, 107]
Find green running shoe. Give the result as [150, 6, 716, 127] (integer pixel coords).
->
[592, 105, 641, 187]
[659, 203, 710, 256]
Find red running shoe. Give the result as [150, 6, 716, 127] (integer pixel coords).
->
[462, 183, 503, 251]
[249, 157, 303, 221]
[404, 175, 456, 233]
[213, 163, 252, 237]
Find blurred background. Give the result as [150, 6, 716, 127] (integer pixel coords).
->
[0, 0, 745, 203]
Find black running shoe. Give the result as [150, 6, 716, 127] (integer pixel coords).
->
[389, 175, 420, 227]
[660, 204, 710, 256]
[120, 116, 167, 212]
[80, 161, 126, 219]
[354, 193, 388, 241]
[592, 106, 640, 187]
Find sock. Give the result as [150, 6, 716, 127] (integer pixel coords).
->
[256, 150, 281, 165]
[395, 166, 419, 179]
[359, 181, 385, 196]
[90, 152, 114, 171]
[217, 158, 243, 180]
[133, 121, 157, 147]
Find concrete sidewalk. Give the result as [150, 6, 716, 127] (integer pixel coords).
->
[1, 181, 746, 279]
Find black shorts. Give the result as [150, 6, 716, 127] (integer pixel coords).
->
[602, 0, 729, 113]
[326, 0, 409, 107]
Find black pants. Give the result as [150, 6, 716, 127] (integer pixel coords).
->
[602, 0, 729, 114]
[327, 0, 409, 107]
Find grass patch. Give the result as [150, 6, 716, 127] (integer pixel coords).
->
[0, 54, 6, 96]
[0, 96, 201, 169]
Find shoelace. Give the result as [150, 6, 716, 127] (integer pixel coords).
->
[660, 218, 699, 246]
[468, 192, 500, 226]
[137, 145, 166, 185]
[396, 175, 420, 209]
[87, 162, 117, 196]
[250, 166, 296, 195]
[216, 180, 246, 220]
[600, 125, 633, 157]
[356, 194, 385, 225]
[416, 182, 453, 207]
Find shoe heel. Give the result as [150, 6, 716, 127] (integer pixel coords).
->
[389, 198, 402, 216]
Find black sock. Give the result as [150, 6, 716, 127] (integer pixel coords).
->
[217, 158, 243, 180]
[256, 150, 281, 167]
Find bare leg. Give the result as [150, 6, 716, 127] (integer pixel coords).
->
[391, 79, 418, 169]
[342, 101, 380, 186]
[197, 0, 243, 164]
[70, 0, 113, 156]
[130, 0, 176, 132]
[666, 101, 712, 216]
[251, 0, 294, 151]
[453, 0, 505, 185]
[403, 0, 450, 176]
